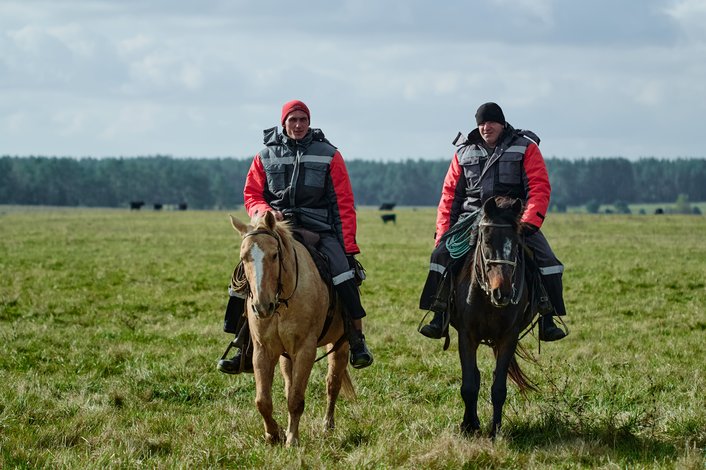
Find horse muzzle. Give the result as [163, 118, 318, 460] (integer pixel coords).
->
[490, 287, 512, 307]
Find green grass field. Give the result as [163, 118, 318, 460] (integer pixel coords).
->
[1, 206, 704, 468]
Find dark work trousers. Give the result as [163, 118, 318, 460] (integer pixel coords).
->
[318, 233, 366, 320]
[419, 240, 455, 312]
[419, 229, 566, 316]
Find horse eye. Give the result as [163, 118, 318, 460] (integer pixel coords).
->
[272, 253, 278, 260]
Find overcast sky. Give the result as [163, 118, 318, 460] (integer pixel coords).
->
[1, 0, 705, 161]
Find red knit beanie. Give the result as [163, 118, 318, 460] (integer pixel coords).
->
[281, 100, 311, 125]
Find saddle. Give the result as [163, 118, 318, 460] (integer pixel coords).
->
[290, 228, 366, 288]
[291, 228, 334, 292]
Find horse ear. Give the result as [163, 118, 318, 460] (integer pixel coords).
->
[263, 210, 277, 230]
[511, 198, 523, 215]
[229, 215, 251, 236]
[483, 197, 498, 216]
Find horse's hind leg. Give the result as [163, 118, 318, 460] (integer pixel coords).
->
[253, 350, 282, 444]
[458, 331, 481, 435]
[490, 339, 517, 438]
[324, 344, 350, 430]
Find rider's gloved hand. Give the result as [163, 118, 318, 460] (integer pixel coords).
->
[521, 222, 539, 236]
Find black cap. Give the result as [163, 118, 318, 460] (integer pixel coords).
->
[475, 102, 506, 125]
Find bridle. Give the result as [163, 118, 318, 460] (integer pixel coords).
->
[242, 228, 299, 309]
[473, 221, 523, 305]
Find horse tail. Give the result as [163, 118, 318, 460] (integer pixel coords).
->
[506, 344, 539, 395]
[340, 368, 356, 400]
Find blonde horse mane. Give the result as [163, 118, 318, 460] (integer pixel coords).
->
[250, 213, 295, 253]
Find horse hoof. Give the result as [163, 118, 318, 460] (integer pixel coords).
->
[460, 422, 481, 437]
[265, 431, 283, 445]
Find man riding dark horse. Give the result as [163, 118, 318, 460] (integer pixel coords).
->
[419, 102, 567, 342]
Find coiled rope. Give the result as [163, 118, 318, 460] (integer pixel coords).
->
[443, 209, 481, 259]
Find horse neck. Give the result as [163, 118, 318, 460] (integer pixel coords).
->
[273, 228, 298, 291]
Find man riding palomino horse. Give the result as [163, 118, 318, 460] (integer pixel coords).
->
[419, 102, 568, 342]
[218, 99, 374, 374]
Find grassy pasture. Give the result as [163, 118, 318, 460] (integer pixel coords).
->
[0, 206, 704, 469]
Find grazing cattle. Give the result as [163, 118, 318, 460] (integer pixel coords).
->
[381, 213, 397, 224]
[153, 203, 163, 211]
[178, 203, 188, 211]
[130, 201, 145, 210]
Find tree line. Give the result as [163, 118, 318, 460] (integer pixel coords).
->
[1, 155, 704, 210]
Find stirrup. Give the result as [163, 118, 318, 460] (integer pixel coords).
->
[219, 338, 238, 361]
[217, 338, 252, 374]
[417, 310, 451, 350]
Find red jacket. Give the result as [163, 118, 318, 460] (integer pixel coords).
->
[435, 127, 550, 245]
[244, 128, 360, 254]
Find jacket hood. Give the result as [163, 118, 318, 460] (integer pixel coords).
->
[453, 123, 540, 148]
[263, 127, 334, 149]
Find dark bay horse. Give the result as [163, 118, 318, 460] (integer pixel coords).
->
[229, 211, 355, 446]
[454, 196, 537, 437]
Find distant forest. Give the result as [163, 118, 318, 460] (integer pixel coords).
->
[1, 155, 705, 210]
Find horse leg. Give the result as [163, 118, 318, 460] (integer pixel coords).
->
[458, 331, 481, 435]
[490, 339, 517, 438]
[279, 354, 293, 402]
[253, 348, 282, 444]
[284, 341, 317, 446]
[324, 344, 349, 431]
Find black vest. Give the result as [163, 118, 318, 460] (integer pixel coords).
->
[453, 125, 540, 215]
[259, 127, 338, 232]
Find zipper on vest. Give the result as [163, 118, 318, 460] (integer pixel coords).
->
[289, 148, 302, 207]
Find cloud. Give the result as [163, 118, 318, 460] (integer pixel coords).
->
[664, 0, 706, 42]
[0, 0, 704, 159]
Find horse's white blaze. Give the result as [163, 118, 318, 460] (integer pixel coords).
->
[503, 238, 513, 260]
[250, 242, 266, 294]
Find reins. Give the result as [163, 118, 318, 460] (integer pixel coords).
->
[243, 228, 299, 310]
[473, 221, 523, 305]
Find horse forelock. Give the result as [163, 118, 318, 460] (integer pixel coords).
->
[250, 216, 294, 252]
[482, 196, 522, 231]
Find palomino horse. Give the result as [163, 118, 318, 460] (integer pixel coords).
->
[454, 196, 537, 437]
[229, 211, 355, 446]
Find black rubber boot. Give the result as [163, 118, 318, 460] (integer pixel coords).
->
[538, 273, 567, 341]
[335, 280, 374, 369]
[419, 266, 452, 339]
[223, 296, 245, 334]
[539, 315, 566, 342]
[419, 310, 446, 339]
[348, 329, 374, 369]
[541, 273, 567, 316]
[217, 347, 253, 374]
[217, 312, 253, 374]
